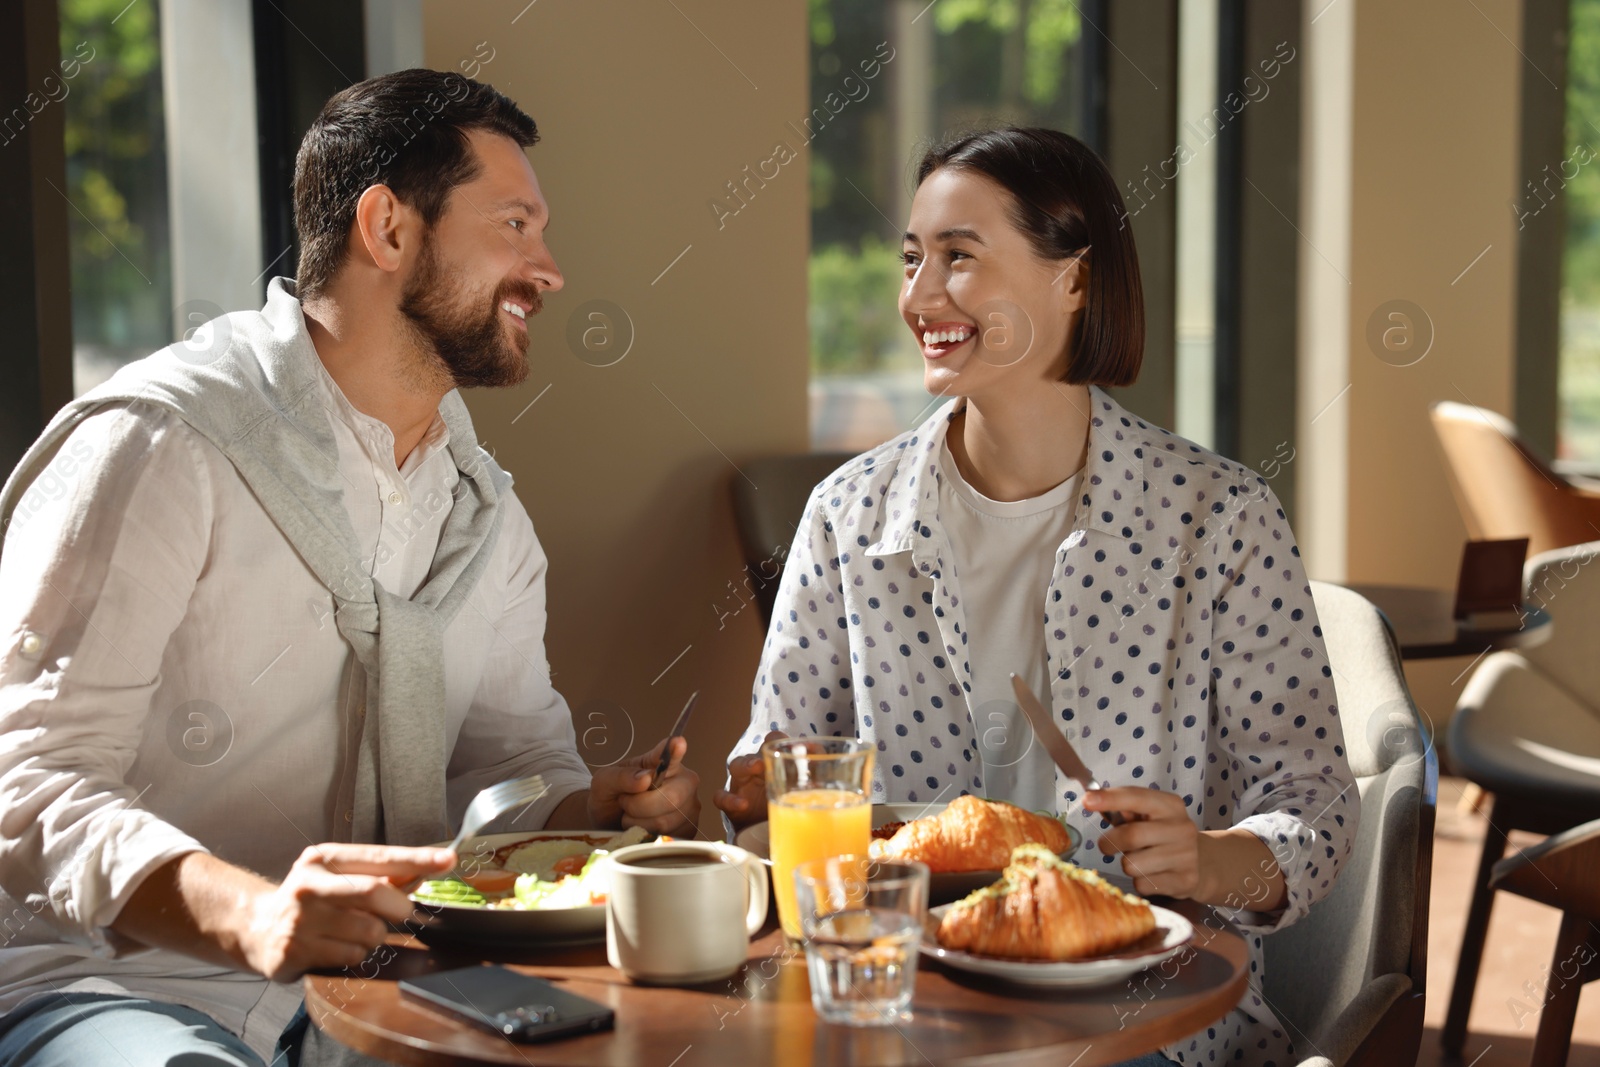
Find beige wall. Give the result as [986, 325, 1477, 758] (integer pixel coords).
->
[423, 0, 1530, 809]
[1299, 0, 1524, 747]
[425, 1, 810, 836]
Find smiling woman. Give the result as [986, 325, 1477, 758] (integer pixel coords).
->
[719, 126, 1359, 1067]
[902, 128, 1143, 401]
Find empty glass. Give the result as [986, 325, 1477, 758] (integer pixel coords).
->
[792, 856, 930, 1026]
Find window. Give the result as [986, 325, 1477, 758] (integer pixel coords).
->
[1558, 0, 1600, 462]
[807, 0, 1090, 451]
[60, 0, 172, 396]
[54, 0, 368, 400]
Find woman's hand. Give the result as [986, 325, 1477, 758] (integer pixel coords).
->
[1087, 787, 1287, 910]
[712, 730, 786, 830]
[1086, 787, 1202, 898]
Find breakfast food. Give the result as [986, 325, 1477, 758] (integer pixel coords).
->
[505, 826, 649, 881]
[412, 826, 650, 910]
[867, 796, 1073, 873]
[936, 843, 1156, 960]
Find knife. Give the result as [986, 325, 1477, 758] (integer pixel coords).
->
[1009, 673, 1127, 825]
[648, 690, 698, 790]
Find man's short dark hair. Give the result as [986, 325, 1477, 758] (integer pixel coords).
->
[916, 127, 1144, 386]
[292, 68, 539, 300]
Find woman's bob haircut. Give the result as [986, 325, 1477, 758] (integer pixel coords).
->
[914, 126, 1144, 386]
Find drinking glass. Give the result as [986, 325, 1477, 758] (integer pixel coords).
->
[762, 737, 874, 942]
[792, 856, 929, 1026]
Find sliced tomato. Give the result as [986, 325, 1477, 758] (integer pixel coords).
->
[461, 867, 518, 895]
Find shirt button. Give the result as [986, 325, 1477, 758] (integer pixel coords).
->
[18, 632, 44, 658]
[387, 491, 403, 505]
[344, 810, 354, 823]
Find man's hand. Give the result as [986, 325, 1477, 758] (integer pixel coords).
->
[587, 736, 701, 836]
[712, 730, 785, 831]
[115, 845, 456, 985]
[240, 843, 455, 982]
[1087, 787, 1287, 911]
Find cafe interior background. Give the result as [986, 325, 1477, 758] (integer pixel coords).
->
[3, 0, 1598, 1060]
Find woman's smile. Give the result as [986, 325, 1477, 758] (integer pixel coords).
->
[920, 320, 978, 359]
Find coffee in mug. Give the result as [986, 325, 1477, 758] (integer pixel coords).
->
[618, 852, 731, 870]
[605, 841, 769, 985]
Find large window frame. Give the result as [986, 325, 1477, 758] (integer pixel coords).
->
[0, 0, 371, 484]
[1, 0, 74, 483]
[1521, 0, 1590, 473]
[7, 3, 1305, 502]
[799, 0, 1304, 523]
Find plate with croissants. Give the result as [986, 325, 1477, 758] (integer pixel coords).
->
[920, 842, 1195, 988]
[735, 795, 1081, 905]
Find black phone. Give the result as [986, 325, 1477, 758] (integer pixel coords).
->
[399, 965, 614, 1043]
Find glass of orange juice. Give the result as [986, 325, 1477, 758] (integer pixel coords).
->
[762, 737, 874, 943]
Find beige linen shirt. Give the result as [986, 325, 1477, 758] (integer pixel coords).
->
[0, 356, 591, 1056]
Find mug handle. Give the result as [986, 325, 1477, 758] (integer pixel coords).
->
[737, 849, 770, 936]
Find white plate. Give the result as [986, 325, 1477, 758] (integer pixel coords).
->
[733, 802, 1080, 907]
[408, 829, 642, 948]
[919, 902, 1195, 988]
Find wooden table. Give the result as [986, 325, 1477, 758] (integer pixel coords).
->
[305, 900, 1248, 1067]
[1343, 583, 1552, 660]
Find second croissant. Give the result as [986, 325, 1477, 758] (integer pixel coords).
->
[867, 795, 1074, 873]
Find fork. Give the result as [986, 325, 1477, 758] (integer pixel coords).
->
[444, 774, 550, 856]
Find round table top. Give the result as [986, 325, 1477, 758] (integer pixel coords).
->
[304, 900, 1248, 1067]
[1341, 582, 1552, 659]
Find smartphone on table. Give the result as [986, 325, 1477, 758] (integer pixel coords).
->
[399, 964, 614, 1043]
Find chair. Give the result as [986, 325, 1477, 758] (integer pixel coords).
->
[1442, 540, 1600, 1055]
[1261, 581, 1437, 1067]
[729, 452, 853, 629]
[1486, 817, 1600, 1067]
[1429, 400, 1600, 557]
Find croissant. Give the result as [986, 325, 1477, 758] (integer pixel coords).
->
[867, 795, 1073, 873]
[937, 843, 1156, 960]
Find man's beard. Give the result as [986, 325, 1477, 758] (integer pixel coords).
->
[397, 236, 541, 389]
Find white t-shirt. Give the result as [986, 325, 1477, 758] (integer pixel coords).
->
[936, 435, 1082, 813]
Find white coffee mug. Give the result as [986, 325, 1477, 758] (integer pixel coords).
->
[605, 841, 769, 984]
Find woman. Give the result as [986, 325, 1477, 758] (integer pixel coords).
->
[716, 127, 1358, 1067]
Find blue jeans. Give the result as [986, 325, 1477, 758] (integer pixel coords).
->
[0, 992, 311, 1067]
[1113, 1055, 1180, 1067]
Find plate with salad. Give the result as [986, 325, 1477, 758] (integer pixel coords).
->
[408, 826, 654, 946]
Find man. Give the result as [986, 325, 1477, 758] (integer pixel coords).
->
[0, 69, 699, 1065]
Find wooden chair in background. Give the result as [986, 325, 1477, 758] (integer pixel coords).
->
[1429, 400, 1600, 557]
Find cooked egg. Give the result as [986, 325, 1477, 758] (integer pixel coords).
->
[503, 826, 649, 882]
[504, 840, 594, 881]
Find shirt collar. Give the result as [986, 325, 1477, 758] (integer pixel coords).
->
[306, 343, 453, 473]
[865, 384, 1150, 557]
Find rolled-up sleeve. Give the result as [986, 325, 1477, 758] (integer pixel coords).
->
[446, 494, 592, 832]
[1206, 474, 1359, 935]
[0, 404, 213, 955]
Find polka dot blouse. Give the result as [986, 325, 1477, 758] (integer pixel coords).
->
[729, 386, 1360, 1066]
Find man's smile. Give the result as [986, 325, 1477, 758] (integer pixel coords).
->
[501, 299, 529, 328]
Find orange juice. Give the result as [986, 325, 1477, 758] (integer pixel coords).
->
[768, 788, 871, 940]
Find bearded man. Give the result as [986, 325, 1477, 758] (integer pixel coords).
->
[0, 69, 699, 1066]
